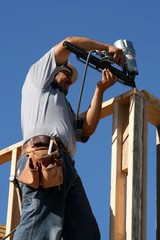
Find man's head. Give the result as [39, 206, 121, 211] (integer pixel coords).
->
[59, 63, 78, 84]
[55, 63, 78, 95]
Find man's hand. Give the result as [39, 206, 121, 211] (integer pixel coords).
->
[107, 45, 125, 67]
[96, 69, 118, 93]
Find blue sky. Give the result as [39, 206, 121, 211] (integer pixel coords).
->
[0, 1, 160, 239]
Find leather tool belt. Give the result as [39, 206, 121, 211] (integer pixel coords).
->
[21, 135, 68, 156]
[18, 135, 66, 189]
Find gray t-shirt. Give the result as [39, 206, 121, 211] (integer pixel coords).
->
[21, 47, 80, 156]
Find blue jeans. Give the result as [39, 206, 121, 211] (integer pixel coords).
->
[13, 151, 100, 240]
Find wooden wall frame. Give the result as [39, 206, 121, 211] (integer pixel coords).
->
[1, 88, 160, 239]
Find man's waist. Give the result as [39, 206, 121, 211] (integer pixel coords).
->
[21, 135, 68, 155]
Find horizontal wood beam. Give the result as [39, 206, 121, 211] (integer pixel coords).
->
[101, 88, 160, 127]
[0, 141, 22, 165]
[0, 224, 6, 239]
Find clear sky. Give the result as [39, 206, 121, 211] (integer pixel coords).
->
[0, 1, 160, 239]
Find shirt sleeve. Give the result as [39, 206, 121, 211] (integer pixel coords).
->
[75, 118, 89, 143]
[28, 47, 57, 90]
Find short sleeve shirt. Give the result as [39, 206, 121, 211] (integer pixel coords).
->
[21, 47, 78, 156]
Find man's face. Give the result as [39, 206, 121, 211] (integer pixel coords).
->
[55, 70, 72, 95]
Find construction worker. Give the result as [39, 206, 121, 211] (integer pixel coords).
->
[13, 36, 125, 240]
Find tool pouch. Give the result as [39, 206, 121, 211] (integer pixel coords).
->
[41, 157, 63, 188]
[18, 149, 63, 189]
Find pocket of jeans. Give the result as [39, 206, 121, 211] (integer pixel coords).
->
[22, 196, 40, 212]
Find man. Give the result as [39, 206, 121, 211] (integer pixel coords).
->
[14, 36, 125, 240]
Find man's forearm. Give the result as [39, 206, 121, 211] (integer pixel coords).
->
[82, 87, 104, 137]
[65, 36, 111, 52]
